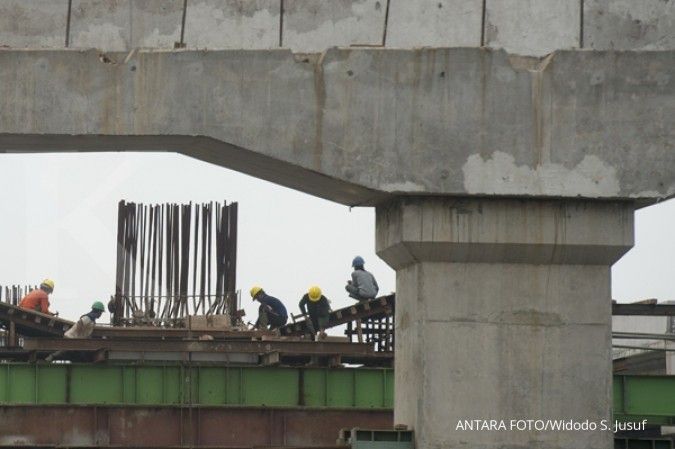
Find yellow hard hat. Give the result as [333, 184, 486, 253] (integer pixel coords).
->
[41, 279, 55, 290]
[250, 286, 263, 299]
[308, 285, 322, 302]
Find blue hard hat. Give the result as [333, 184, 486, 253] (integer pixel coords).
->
[352, 256, 365, 267]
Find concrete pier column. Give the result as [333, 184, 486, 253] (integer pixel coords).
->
[376, 197, 634, 449]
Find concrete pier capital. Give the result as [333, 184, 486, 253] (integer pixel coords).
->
[376, 196, 634, 268]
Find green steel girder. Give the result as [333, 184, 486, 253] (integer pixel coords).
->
[0, 363, 394, 408]
[614, 375, 675, 421]
[0, 364, 672, 425]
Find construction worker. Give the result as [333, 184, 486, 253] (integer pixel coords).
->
[345, 256, 379, 301]
[63, 301, 105, 339]
[46, 301, 105, 362]
[18, 279, 56, 315]
[299, 286, 331, 340]
[250, 286, 288, 330]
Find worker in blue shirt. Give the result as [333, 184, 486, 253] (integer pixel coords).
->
[250, 286, 288, 330]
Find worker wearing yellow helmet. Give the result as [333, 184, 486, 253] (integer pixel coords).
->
[250, 286, 288, 330]
[18, 279, 57, 315]
[298, 286, 331, 340]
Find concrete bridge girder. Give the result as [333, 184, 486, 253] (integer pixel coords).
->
[1, 48, 674, 206]
[2, 0, 674, 55]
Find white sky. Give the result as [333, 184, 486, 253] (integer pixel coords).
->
[0, 152, 673, 323]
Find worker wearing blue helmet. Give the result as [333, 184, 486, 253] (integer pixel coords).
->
[345, 256, 379, 301]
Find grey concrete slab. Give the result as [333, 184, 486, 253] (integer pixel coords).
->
[584, 0, 675, 50]
[485, 0, 580, 56]
[283, 0, 385, 52]
[0, 0, 68, 48]
[387, 0, 482, 47]
[184, 0, 280, 49]
[0, 48, 673, 204]
[70, 0, 184, 51]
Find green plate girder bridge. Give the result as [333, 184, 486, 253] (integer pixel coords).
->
[0, 364, 672, 424]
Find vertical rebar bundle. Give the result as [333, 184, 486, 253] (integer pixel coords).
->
[0, 285, 37, 305]
[113, 200, 238, 327]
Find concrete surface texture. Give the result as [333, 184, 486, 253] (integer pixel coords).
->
[376, 197, 634, 449]
[69, 0, 184, 51]
[184, 0, 280, 49]
[484, 0, 580, 56]
[0, 0, 69, 48]
[1, 0, 674, 54]
[1, 48, 674, 206]
[584, 0, 675, 50]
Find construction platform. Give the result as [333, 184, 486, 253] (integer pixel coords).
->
[0, 296, 395, 367]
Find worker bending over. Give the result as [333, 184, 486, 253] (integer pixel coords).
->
[299, 285, 331, 340]
[64, 301, 105, 339]
[250, 286, 288, 330]
[46, 301, 105, 362]
[345, 256, 379, 301]
[19, 279, 56, 315]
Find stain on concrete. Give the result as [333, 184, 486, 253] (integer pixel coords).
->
[462, 152, 621, 197]
[381, 181, 427, 192]
[584, 0, 675, 50]
[496, 309, 564, 326]
[283, 0, 384, 52]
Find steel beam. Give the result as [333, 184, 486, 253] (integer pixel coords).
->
[91, 326, 270, 340]
[0, 302, 72, 337]
[22, 338, 376, 355]
[612, 304, 675, 316]
[0, 364, 394, 408]
[280, 295, 394, 336]
[614, 375, 675, 420]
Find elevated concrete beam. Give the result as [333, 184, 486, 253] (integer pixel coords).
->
[2, 0, 675, 54]
[0, 48, 673, 205]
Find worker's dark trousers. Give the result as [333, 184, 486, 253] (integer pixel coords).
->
[307, 313, 330, 335]
[258, 305, 288, 330]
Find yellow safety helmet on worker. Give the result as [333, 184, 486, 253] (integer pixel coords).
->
[41, 279, 55, 292]
[250, 285, 263, 299]
[308, 285, 322, 302]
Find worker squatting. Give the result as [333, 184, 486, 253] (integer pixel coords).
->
[250, 256, 379, 339]
[17, 256, 379, 344]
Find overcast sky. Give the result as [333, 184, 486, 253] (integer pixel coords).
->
[0, 152, 673, 323]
